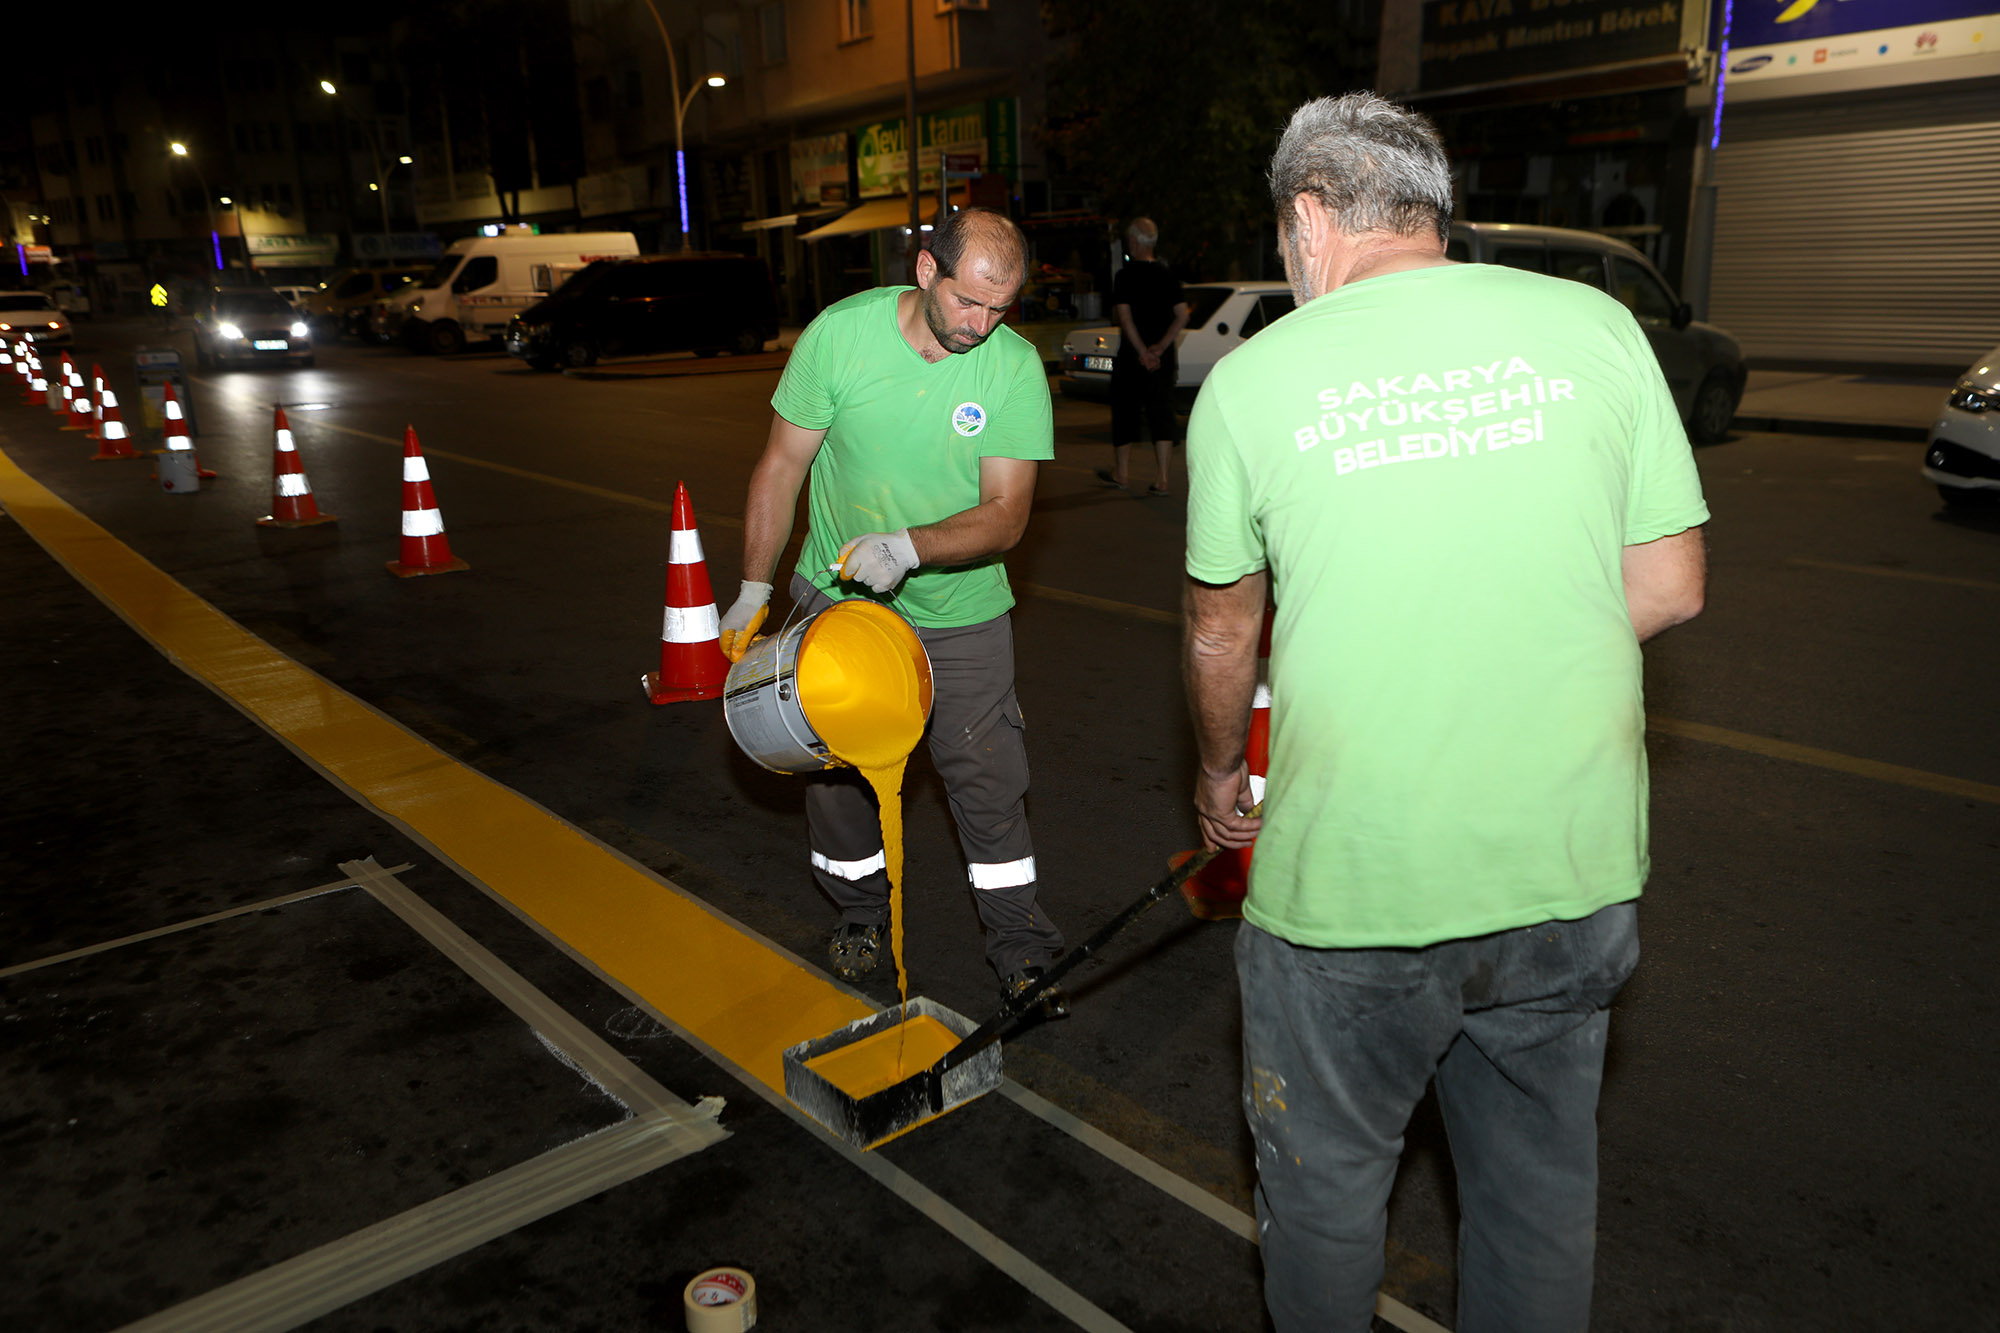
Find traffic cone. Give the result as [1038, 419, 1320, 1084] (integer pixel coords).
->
[1173, 604, 1276, 921]
[642, 482, 730, 704]
[62, 356, 93, 430]
[256, 405, 336, 527]
[90, 382, 140, 460]
[26, 349, 48, 406]
[88, 363, 106, 439]
[386, 426, 469, 577]
[47, 352, 68, 414]
[154, 380, 208, 492]
[0, 340, 13, 375]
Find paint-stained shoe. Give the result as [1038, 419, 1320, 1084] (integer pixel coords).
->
[827, 920, 888, 980]
[1001, 967, 1070, 1022]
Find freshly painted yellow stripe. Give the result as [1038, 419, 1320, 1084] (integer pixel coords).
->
[1786, 557, 2000, 594]
[1647, 715, 2000, 805]
[0, 449, 867, 1091]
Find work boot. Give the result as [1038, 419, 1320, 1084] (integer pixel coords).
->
[1001, 966, 1070, 1022]
[826, 920, 888, 980]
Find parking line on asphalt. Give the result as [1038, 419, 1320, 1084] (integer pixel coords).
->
[0, 451, 1153, 1333]
[0, 870, 401, 980]
[1786, 556, 2000, 594]
[1647, 715, 2000, 805]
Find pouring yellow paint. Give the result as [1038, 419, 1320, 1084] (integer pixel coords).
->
[793, 601, 943, 1096]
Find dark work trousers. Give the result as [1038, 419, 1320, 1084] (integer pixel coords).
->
[791, 575, 1064, 980]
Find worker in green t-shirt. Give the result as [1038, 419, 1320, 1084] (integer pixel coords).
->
[718, 208, 1067, 1017]
[1183, 94, 1709, 1333]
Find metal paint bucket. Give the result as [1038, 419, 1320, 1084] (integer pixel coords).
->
[722, 600, 932, 774]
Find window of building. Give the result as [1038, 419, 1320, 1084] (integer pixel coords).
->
[759, 3, 787, 64]
[96, 194, 114, 221]
[841, 0, 871, 41]
[85, 136, 104, 165]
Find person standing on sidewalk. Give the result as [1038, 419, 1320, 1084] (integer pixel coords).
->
[715, 207, 1068, 1016]
[1097, 218, 1190, 496]
[1182, 93, 1708, 1332]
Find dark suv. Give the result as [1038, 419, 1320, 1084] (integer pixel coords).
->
[506, 254, 778, 370]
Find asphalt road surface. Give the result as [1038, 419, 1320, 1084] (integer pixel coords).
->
[3, 318, 1994, 1331]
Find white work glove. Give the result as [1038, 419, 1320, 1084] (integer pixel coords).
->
[834, 530, 920, 595]
[718, 580, 772, 662]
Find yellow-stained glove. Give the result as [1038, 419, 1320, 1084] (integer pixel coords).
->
[833, 529, 920, 594]
[718, 580, 772, 661]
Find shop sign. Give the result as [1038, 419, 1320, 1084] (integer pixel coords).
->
[246, 233, 340, 267]
[790, 134, 849, 211]
[1419, 0, 1684, 93]
[1723, 0, 2000, 89]
[854, 98, 1020, 199]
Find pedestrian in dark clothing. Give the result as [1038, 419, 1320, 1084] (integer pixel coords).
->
[1098, 218, 1190, 496]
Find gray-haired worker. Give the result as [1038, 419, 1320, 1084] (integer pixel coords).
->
[1182, 93, 1707, 1331]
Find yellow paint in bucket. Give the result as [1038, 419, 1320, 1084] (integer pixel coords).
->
[795, 602, 933, 1007]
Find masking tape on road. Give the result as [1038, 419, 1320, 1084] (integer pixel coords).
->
[684, 1267, 757, 1331]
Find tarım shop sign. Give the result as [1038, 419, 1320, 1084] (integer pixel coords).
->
[1419, 0, 1684, 91]
[1722, 0, 1999, 85]
[856, 101, 1016, 198]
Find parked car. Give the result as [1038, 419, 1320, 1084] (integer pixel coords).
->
[269, 284, 318, 308]
[300, 267, 428, 339]
[1059, 222, 1748, 443]
[375, 229, 640, 354]
[1058, 281, 1295, 405]
[189, 288, 314, 370]
[505, 254, 779, 370]
[1921, 344, 2000, 506]
[0, 291, 73, 347]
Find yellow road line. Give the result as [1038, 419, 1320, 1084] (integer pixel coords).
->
[1786, 557, 2000, 593]
[1647, 715, 2000, 805]
[0, 448, 867, 1093]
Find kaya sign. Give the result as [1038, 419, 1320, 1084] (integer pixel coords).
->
[855, 100, 1018, 199]
[1420, 0, 1684, 92]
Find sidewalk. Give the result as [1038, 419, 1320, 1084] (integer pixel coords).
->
[1733, 369, 1950, 442]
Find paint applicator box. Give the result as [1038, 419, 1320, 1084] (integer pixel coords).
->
[783, 997, 1001, 1150]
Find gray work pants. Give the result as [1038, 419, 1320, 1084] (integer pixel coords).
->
[792, 576, 1064, 979]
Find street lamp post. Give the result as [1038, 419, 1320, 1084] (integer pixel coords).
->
[320, 80, 393, 235]
[638, 0, 726, 253]
[168, 142, 224, 274]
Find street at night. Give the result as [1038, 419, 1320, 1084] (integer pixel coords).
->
[3, 319, 1993, 1330]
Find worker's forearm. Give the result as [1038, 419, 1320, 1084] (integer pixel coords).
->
[741, 455, 809, 584]
[908, 497, 1029, 567]
[1182, 576, 1266, 772]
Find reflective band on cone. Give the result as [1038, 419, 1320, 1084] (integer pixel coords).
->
[90, 386, 141, 461]
[257, 404, 337, 527]
[385, 424, 468, 576]
[683, 1267, 756, 1333]
[62, 359, 92, 431]
[643, 480, 730, 704]
[88, 363, 106, 439]
[1175, 603, 1276, 921]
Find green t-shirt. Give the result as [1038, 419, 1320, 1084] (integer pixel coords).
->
[1186, 263, 1710, 949]
[771, 286, 1054, 628]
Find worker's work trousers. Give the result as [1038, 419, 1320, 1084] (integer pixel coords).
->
[792, 577, 1063, 980]
[1238, 902, 1639, 1333]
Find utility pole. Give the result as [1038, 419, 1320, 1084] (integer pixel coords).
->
[905, 0, 919, 274]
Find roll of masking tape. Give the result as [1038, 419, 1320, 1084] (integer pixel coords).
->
[684, 1267, 757, 1332]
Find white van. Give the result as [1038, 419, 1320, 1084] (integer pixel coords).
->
[376, 228, 639, 354]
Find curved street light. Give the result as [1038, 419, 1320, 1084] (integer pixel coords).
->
[168, 142, 224, 273]
[638, 0, 726, 252]
[319, 80, 393, 234]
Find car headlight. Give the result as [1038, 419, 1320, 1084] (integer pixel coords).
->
[290, 321, 309, 338]
[1947, 380, 1998, 413]
[217, 322, 244, 340]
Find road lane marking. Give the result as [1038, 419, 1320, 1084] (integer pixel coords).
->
[1786, 556, 2000, 593]
[0, 871, 403, 979]
[0, 451, 1151, 1333]
[1647, 716, 2000, 805]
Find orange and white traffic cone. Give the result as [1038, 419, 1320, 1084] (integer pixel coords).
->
[87, 363, 106, 439]
[1173, 604, 1276, 921]
[47, 353, 69, 415]
[62, 357, 93, 431]
[154, 380, 207, 492]
[26, 349, 49, 406]
[256, 405, 337, 527]
[386, 426, 469, 577]
[642, 481, 730, 704]
[90, 382, 140, 460]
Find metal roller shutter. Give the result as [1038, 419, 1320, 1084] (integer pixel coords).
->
[1709, 85, 2000, 366]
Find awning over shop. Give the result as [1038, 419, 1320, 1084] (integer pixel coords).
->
[799, 196, 938, 242]
[738, 205, 849, 234]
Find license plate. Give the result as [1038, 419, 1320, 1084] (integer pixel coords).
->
[1084, 355, 1114, 372]
[253, 339, 288, 351]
